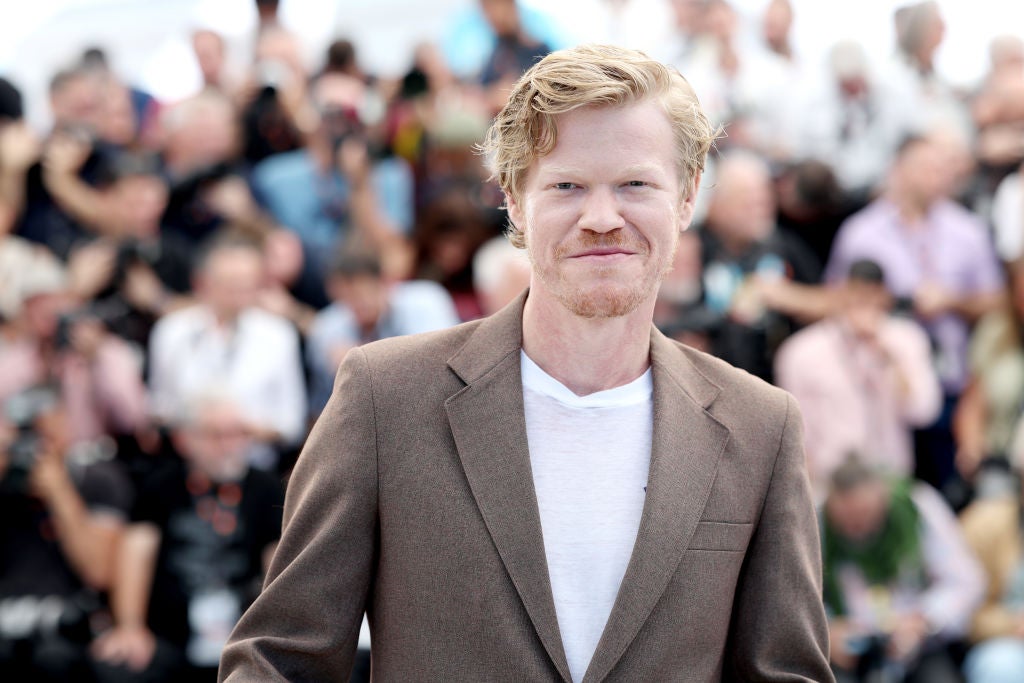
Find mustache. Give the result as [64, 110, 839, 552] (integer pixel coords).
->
[554, 232, 648, 259]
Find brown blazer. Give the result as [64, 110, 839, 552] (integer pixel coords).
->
[219, 295, 832, 682]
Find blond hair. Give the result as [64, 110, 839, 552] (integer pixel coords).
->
[480, 43, 718, 248]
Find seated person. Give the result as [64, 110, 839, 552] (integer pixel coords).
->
[822, 455, 985, 682]
[0, 386, 132, 682]
[776, 259, 942, 502]
[147, 235, 307, 471]
[92, 392, 284, 682]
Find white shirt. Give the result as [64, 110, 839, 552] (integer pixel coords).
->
[148, 305, 307, 447]
[521, 351, 652, 683]
[992, 171, 1024, 262]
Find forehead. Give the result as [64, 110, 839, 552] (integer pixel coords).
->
[534, 101, 677, 173]
[205, 246, 263, 274]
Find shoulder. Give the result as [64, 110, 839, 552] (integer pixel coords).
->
[836, 200, 891, 238]
[884, 315, 932, 345]
[241, 308, 299, 341]
[935, 200, 987, 235]
[151, 305, 204, 340]
[251, 150, 312, 184]
[333, 319, 489, 420]
[310, 303, 355, 338]
[390, 280, 455, 310]
[74, 455, 133, 518]
[356, 318, 484, 375]
[669, 339, 795, 429]
[778, 320, 833, 354]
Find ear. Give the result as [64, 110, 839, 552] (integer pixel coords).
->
[678, 170, 702, 231]
[505, 191, 523, 231]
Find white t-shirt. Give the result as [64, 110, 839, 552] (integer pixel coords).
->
[521, 351, 653, 683]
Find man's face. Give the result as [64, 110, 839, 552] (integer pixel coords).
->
[180, 402, 251, 481]
[896, 140, 950, 207]
[507, 100, 695, 319]
[332, 273, 387, 331]
[50, 74, 100, 130]
[840, 279, 891, 338]
[197, 247, 264, 320]
[707, 159, 775, 248]
[110, 174, 169, 237]
[826, 479, 890, 542]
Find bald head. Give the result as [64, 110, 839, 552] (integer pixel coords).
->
[706, 152, 776, 249]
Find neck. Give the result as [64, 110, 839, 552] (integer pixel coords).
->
[521, 290, 654, 396]
[891, 193, 930, 225]
[212, 308, 240, 328]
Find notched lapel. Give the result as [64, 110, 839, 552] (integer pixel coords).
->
[444, 295, 571, 682]
[583, 332, 730, 683]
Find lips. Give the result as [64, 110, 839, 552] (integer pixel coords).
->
[571, 247, 636, 258]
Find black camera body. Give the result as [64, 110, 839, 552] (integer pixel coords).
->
[1, 386, 59, 494]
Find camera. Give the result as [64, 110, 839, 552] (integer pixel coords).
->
[1, 385, 59, 494]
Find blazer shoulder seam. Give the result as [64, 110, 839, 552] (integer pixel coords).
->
[353, 346, 383, 482]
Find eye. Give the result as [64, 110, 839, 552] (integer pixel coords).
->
[625, 180, 648, 187]
[553, 182, 577, 190]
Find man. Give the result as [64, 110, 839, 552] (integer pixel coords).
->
[0, 386, 132, 681]
[822, 456, 984, 682]
[795, 40, 920, 202]
[148, 235, 306, 470]
[92, 392, 284, 682]
[825, 133, 1004, 496]
[776, 259, 942, 502]
[220, 44, 831, 682]
[250, 71, 414, 282]
[695, 150, 825, 382]
[306, 248, 460, 416]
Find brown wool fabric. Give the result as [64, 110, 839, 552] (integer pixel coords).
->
[219, 292, 833, 682]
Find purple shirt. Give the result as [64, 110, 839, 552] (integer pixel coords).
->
[825, 198, 1004, 392]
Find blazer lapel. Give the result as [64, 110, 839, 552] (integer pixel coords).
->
[583, 329, 730, 683]
[444, 293, 572, 682]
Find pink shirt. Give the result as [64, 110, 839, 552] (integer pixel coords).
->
[0, 337, 148, 444]
[775, 316, 942, 501]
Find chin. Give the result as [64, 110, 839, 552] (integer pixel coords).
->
[559, 284, 648, 319]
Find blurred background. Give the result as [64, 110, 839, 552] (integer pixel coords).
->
[3, 1, 1024, 681]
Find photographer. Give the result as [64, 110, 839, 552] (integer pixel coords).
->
[251, 71, 415, 283]
[0, 257, 149, 441]
[0, 386, 132, 681]
[823, 455, 985, 682]
[91, 391, 283, 682]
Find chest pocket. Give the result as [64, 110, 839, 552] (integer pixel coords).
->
[688, 521, 752, 552]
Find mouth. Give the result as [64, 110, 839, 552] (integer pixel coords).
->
[569, 247, 637, 259]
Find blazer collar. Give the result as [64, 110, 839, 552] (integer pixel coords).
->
[445, 292, 573, 680]
[445, 292, 729, 683]
[581, 328, 729, 683]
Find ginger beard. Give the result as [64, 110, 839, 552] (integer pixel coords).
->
[524, 222, 681, 319]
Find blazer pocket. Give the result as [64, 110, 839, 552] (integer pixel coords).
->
[688, 521, 753, 552]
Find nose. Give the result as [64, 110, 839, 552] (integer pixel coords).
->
[579, 186, 626, 233]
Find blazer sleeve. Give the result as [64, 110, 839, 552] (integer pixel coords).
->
[219, 347, 379, 681]
[724, 393, 835, 682]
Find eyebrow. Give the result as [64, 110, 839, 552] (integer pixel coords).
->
[536, 164, 666, 177]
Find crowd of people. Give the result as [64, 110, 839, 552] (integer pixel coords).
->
[0, 0, 1023, 680]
